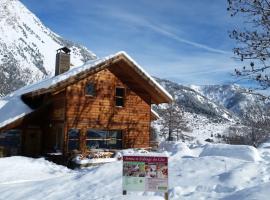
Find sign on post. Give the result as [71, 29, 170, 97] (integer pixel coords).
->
[123, 155, 168, 196]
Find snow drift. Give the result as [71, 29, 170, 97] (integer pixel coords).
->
[1, 142, 270, 199]
[199, 143, 261, 162]
[0, 156, 71, 185]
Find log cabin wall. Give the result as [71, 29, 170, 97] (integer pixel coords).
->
[0, 91, 67, 157]
[0, 54, 171, 158]
[65, 68, 151, 153]
[19, 91, 66, 156]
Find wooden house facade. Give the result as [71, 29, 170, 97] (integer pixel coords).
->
[0, 50, 172, 158]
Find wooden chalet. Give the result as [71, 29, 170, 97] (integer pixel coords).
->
[0, 49, 172, 158]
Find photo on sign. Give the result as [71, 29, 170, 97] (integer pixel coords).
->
[123, 162, 145, 177]
[145, 163, 157, 178]
[157, 163, 168, 179]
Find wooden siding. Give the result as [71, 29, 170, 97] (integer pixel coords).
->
[48, 91, 66, 121]
[65, 68, 151, 153]
[43, 91, 66, 153]
[22, 54, 172, 104]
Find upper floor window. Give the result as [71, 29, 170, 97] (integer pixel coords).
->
[115, 87, 125, 107]
[85, 82, 95, 96]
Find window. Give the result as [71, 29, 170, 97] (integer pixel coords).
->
[51, 125, 64, 152]
[68, 129, 80, 151]
[115, 87, 125, 107]
[0, 130, 22, 156]
[86, 130, 122, 149]
[85, 83, 95, 96]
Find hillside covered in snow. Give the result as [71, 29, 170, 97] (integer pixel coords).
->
[0, 0, 96, 96]
[154, 78, 270, 143]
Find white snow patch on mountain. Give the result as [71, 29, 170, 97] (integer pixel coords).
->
[0, 0, 96, 78]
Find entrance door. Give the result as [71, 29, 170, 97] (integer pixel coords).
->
[23, 128, 41, 157]
[43, 123, 64, 153]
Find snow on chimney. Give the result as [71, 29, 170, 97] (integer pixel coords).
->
[55, 47, 71, 76]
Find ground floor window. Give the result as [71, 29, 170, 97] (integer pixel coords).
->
[68, 129, 80, 151]
[52, 125, 64, 152]
[86, 130, 122, 149]
[0, 129, 21, 156]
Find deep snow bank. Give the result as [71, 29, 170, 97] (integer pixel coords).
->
[1, 143, 270, 199]
[199, 144, 261, 162]
[222, 182, 270, 200]
[0, 156, 72, 184]
[159, 141, 194, 157]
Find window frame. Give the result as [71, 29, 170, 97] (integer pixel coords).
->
[0, 129, 21, 148]
[51, 125, 64, 152]
[85, 82, 96, 97]
[115, 87, 125, 107]
[86, 130, 123, 150]
[67, 128, 80, 152]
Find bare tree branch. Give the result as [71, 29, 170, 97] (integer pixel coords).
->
[228, 0, 270, 89]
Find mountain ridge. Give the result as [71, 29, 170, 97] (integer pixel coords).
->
[0, 0, 96, 95]
[154, 78, 270, 142]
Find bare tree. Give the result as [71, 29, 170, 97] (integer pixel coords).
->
[157, 101, 188, 141]
[228, 0, 270, 88]
[224, 106, 270, 146]
[242, 106, 270, 146]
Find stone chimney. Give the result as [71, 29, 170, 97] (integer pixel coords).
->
[55, 47, 71, 76]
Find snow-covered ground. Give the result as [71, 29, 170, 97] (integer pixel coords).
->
[1, 142, 270, 200]
[182, 112, 234, 141]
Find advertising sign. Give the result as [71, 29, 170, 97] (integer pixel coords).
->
[123, 155, 168, 192]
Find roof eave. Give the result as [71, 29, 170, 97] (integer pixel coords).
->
[118, 52, 173, 104]
[22, 51, 173, 105]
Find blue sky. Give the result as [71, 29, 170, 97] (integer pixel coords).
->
[21, 0, 242, 85]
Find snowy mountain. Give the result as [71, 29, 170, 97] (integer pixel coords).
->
[191, 84, 270, 121]
[154, 78, 270, 142]
[156, 78, 270, 124]
[156, 78, 237, 122]
[0, 0, 96, 95]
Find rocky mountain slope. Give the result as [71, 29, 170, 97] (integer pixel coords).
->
[191, 84, 270, 121]
[0, 0, 96, 96]
[156, 78, 237, 122]
[154, 78, 270, 142]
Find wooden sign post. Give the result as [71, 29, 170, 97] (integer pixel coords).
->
[165, 192, 169, 200]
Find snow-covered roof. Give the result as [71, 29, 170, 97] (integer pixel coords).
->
[0, 51, 173, 130]
[0, 96, 32, 130]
